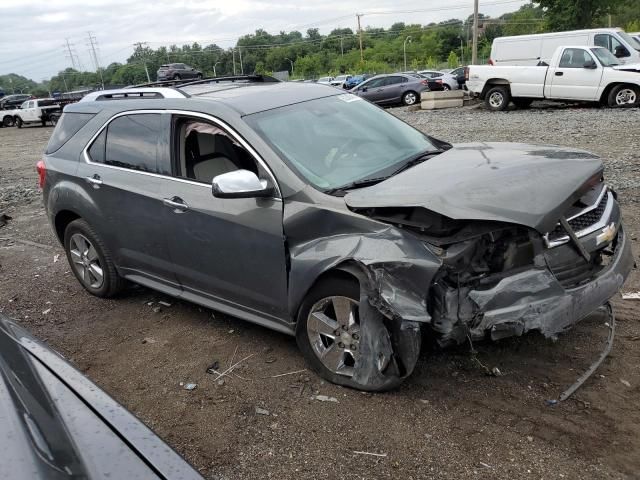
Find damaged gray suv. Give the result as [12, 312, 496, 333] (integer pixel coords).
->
[40, 76, 634, 391]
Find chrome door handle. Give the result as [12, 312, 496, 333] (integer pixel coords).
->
[163, 197, 189, 212]
[85, 175, 103, 187]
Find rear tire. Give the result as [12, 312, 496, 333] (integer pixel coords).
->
[64, 219, 124, 298]
[402, 90, 419, 106]
[442, 84, 451, 91]
[296, 276, 420, 392]
[173, 74, 181, 80]
[484, 85, 511, 111]
[607, 84, 640, 107]
[2, 116, 13, 127]
[196, 73, 203, 80]
[15, 117, 23, 128]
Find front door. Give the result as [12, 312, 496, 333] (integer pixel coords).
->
[547, 48, 603, 101]
[161, 114, 289, 322]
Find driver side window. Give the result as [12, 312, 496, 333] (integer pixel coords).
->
[172, 117, 258, 184]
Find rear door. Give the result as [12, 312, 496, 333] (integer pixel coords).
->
[378, 76, 406, 103]
[160, 113, 289, 322]
[76, 111, 179, 290]
[547, 48, 603, 100]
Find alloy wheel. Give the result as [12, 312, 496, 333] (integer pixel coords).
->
[404, 92, 417, 105]
[616, 88, 637, 105]
[69, 233, 104, 289]
[307, 296, 360, 377]
[489, 91, 504, 108]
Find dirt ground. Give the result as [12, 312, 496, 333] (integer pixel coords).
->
[1, 105, 639, 480]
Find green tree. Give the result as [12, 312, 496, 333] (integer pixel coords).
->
[447, 51, 460, 68]
[534, 0, 618, 30]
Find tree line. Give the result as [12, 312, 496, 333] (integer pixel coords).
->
[2, 0, 640, 96]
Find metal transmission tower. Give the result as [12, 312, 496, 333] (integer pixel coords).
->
[86, 32, 105, 89]
[63, 38, 82, 70]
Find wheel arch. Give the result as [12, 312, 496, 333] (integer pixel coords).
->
[599, 82, 638, 104]
[54, 210, 82, 244]
[293, 261, 367, 323]
[480, 79, 511, 99]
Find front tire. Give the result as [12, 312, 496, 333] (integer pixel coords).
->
[402, 90, 419, 106]
[442, 84, 451, 91]
[485, 85, 511, 111]
[64, 219, 124, 298]
[15, 117, 23, 128]
[173, 74, 181, 80]
[296, 276, 420, 392]
[607, 84, 640, 107]
[196, 73, 203, 80]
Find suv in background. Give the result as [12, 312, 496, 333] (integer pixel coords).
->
[39, 76, 633, 392]
[350, 73, 428, 105]
[157, 63, 203, 81]
[330, 75, 352, 88]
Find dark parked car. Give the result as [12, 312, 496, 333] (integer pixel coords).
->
[0, 93, 32, 110]
[350, 73, 429, 106]
[157, 63, 203, 81]
[39, 78, 633, 392]
[0, 313, 203, 480]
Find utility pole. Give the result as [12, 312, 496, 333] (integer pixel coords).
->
[64, 38, 78, 70]
[472, 0, 479, 64]
[340, 37, 344, 57]
[133, 42, 151, 82]
[87, 32, 105, 89]
[356, 14, 364, 62]
[232, 49, 236, 75]
[608, 14, 612, 28]
[213, 61, 221, 77]
[239, 47, 244, 74]
[403, 36, 412, 71]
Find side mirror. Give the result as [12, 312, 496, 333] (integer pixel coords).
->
[361, 86, 368, 92]
[583, 60, 598, 69]
[212, 169, 274, 199]
[614, 46, 629, 58]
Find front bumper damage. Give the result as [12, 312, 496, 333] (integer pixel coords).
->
[470, 227, 633, 341]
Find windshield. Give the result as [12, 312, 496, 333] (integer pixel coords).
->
[619, 31, 640, 51]
[245, 95, 438, 190]
[591, 47, 620, 66]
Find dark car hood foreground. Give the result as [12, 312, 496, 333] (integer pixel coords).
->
[345, 142, 603, 234]
[0, 314, 203, 480]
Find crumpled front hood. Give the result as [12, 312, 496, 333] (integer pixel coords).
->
[345, 142, 603, 234]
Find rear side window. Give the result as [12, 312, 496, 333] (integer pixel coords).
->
[88, 114, 161, 173]
[45, 113, 95, 154]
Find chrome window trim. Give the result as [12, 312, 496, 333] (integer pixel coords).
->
[544, 190, 614, 248]
[81, 109, 282, 199]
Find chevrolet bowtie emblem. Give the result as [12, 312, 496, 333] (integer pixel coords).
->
[596, 222, 617, 246]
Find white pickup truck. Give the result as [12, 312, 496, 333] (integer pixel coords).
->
[466, 46, 640, 111]
[2, 98, 62, 128]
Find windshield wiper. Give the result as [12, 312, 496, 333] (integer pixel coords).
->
[324, 176, 389, 195]
[324, 149, 443, 196]
[390, 149, 443, 176]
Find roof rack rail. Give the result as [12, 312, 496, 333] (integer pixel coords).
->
[129, 74, 280, 89]
[79, 87, 188, 103]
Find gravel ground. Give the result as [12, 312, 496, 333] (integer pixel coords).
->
[0, 104, 639, 480]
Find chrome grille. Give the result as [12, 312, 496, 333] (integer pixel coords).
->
[548, 191, 609, 241]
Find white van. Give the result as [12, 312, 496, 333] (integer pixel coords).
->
[490, 28, 640, 66]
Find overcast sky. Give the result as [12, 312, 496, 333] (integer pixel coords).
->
[0, 0, 528, 81]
